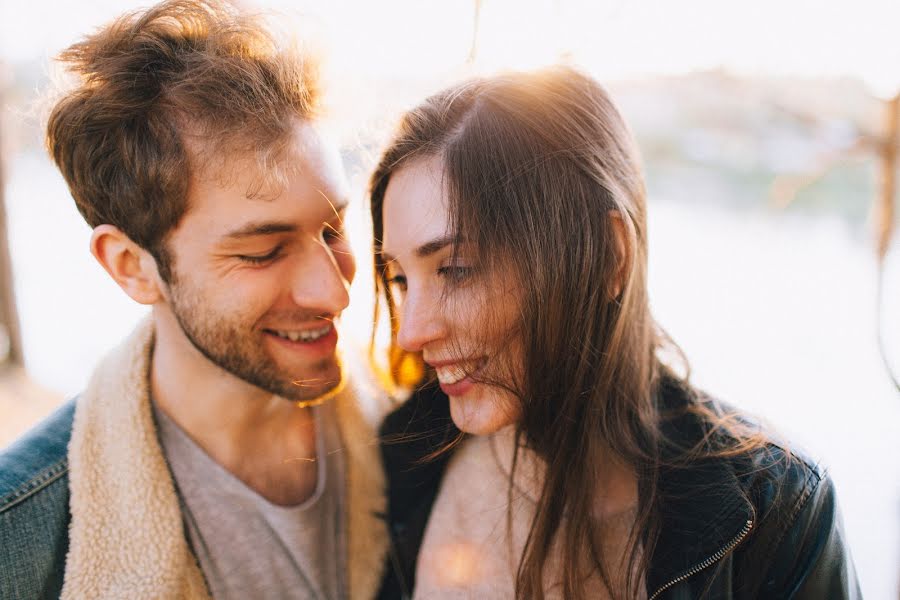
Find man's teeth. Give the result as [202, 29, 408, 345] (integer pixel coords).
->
[435, 362, 480, 385]
[272, 324, 332, 342]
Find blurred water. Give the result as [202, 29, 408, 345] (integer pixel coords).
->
[5, 151, 900, 598]
[648, 201, 900, 599]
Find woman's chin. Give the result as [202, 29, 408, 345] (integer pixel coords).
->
[448, 392, 519, 436]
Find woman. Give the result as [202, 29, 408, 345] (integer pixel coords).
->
[370, 66, 859, 599]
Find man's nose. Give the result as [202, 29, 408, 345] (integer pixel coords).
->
[396, 286, 446, 352]
[289, 241, 352, 315]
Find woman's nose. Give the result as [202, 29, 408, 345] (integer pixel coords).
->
[396, 287, 446, 352]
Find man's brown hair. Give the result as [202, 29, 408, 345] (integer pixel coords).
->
[46, 0, 320, 281]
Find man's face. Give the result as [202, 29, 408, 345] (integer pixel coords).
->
[160, 122, 355, 401]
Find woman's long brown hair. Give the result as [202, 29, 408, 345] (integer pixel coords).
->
[370, 66, 770, 600]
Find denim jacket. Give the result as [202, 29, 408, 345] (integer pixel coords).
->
[0, 400, 74, 599]
[2, 317, 393, 600]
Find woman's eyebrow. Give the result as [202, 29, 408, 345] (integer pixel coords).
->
[381, 234, 459, 264]
[415, 234, 460, 258]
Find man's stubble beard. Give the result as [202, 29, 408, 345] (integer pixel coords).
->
[164, 277, 343, 402]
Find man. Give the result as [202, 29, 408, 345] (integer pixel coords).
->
[0, 1, 392, 597]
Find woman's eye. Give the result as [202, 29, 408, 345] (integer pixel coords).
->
[438, 265, 473, 283]
[237, 247, 283, 265]
[386, 274, 407, 292]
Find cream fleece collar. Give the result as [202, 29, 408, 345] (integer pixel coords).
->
[62, 318, 388, 599]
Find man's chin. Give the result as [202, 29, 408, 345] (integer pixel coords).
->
[280, 358, 345, 404]
[292, 374, 346, 407]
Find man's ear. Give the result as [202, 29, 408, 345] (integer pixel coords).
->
[90, 225, 164, 305]
[608, 210, 631, 301]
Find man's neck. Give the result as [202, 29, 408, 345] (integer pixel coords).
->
[150, 312, 320, 506]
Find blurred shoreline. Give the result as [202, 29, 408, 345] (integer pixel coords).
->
[0, 365, 61, 447]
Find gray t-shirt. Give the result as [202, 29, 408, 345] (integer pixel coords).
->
[154, 401, 347, 600]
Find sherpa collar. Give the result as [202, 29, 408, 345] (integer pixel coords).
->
[62, 318, 388, 599]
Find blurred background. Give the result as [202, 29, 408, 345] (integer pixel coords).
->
[1, 0, 898, 597]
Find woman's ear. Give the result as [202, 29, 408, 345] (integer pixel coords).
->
[90, 225, 163, 305]
[608, 211, 630, 300]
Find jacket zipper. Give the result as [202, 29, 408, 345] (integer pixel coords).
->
[648, 518, 754, 600]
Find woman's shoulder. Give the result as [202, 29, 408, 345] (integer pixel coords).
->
[652, 377, 860, 598]
[726, 434, 858, 597]
[656, 375, 828, 515]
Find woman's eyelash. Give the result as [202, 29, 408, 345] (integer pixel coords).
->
[438, 265, 473, 282]
[237, 246, 283, 264]
[384, 265, 472, 290]
[386, 274, 407, 289]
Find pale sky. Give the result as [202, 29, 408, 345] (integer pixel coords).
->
[1, 0, 898, 97]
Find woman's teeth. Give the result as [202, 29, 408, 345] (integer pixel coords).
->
[435, 361, 482, 385]
[272, 324, 332, 342]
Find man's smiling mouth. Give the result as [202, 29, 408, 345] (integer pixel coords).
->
[266, 324, 333, 343]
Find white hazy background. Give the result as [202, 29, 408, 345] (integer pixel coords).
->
[2, 1, 899, 598]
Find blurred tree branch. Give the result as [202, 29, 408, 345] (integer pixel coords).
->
[769, 137, 870, 210]
[769, 92, 899, 391]
[876, 93, 899, 392]
[876, 94, 898, 262]
[467, 0, 483, 64]
[0, 104, 23, 367]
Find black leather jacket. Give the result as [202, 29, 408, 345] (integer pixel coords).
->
[377, 381, 862, 599]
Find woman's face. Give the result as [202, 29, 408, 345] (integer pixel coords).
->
[380, 156, 522, 435]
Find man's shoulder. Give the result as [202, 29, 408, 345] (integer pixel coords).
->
[0, 399, 76, 515]
[0, 400, 75, 598]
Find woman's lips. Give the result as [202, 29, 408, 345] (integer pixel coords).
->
[431, 358, 487, 397]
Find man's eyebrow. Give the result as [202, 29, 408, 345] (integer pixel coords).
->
[223, 222, 297, 239]
[381, 234, 460, 264]
[331, 198, 350, 215]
